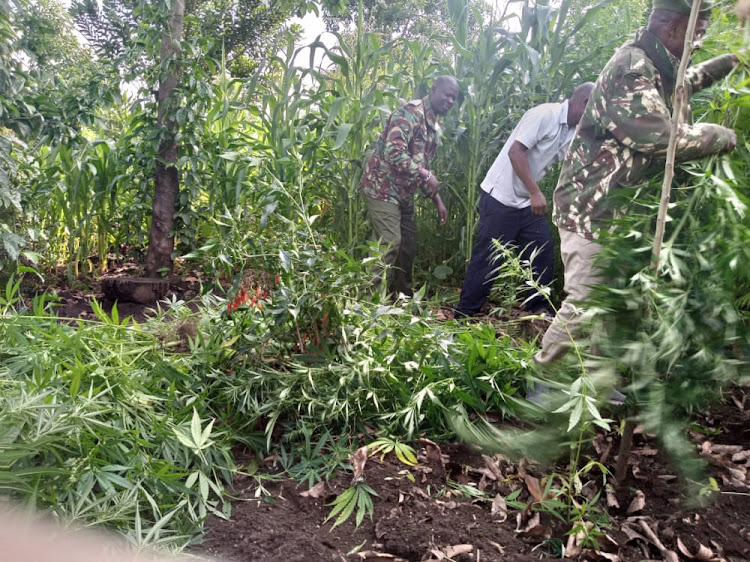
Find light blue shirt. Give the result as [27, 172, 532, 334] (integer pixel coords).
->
[481, 101, 574, 209]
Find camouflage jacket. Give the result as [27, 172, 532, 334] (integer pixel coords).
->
[360, 97, 441, 204]
[553, 28, 736, 240]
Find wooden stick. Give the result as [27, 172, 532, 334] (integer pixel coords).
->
[651, 1, 703, 270]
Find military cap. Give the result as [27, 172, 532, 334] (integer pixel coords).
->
[652, 0, 714, 18]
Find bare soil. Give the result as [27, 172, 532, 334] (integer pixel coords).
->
[49, 271, 205, 323]
[194, 392, 750, 562]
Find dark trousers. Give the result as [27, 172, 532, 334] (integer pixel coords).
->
[456, 191, 555, 316]
[365, 195, 417, 296]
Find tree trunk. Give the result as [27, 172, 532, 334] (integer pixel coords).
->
[144, 0, 185, 278]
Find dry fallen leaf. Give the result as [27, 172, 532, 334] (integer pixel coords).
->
[727, 466, 746, 482]
[711, 444, 743, 455]
[414, 488, 431, 500]
[524, 475, 542, 503]
[638, 519, 678, 562]
[299, 481, 326, 499]
[429, 544, 473, 560]
[605, 484, 620, 508]
[356, 551, 407, 561]
[471, 467, 498, 482]
[488, 541, 505, 555]
[627, 489, 646, 514]
[593, 434, 608, 455]
[445, 544, 473, 558]
[517, 511, 540, 532]
[491, 494, 508, 522]
[635, 447, 659, 457]
[565, 521, 593, 558]
[676, 537, 716, 560]
[516, 512, 551, 539]
[583, 552, 620, 561]
[434, 499, 459, 511]
[620, 522, 649, 544]
[656, 474, 677, 482]
[482, 455, 504, 480]
[581, 480, 598, 501]
[350, 445, 369, 481]
[419, 438, 446, 468]
[731, 393, 747, 410]
[598, 533, 620, 552]
[631, 465, 647, 480]
[731, 450, 750, 463]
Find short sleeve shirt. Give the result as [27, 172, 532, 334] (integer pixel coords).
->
[481, 101, 573, 209]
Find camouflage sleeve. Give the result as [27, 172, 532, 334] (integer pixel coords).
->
[602, 71, 734, 160]
[686, 53, 736, 94]
[383, 106, 425, 187]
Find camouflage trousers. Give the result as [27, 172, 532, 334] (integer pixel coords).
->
[534, 228, 602, 366]
[364, 195, 417, 297]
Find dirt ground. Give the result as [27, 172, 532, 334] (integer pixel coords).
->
[45, 277, 750, 562]
[49, 271, 204, 323]
[192, 391, 750, 562]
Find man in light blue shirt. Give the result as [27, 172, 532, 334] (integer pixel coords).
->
[456, 82, 594, 318]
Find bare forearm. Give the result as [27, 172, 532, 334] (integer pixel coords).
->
[508, 143, 541, 196]
[508, 141, 548, 216]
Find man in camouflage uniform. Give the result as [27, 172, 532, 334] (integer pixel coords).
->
[535, 0, 738, 368]
[360, 76, 459, 296]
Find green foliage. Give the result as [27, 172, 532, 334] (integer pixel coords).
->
[585, 51, 750, 490]
[322, 0, 473, 39]
[4, 0, 651, 289]
[368, 437, 417, 466]
[194, 173, 533, 447]
[18, 0, 90, 69]
[2, 0, 747, 547]
[0, 289, 235, 549]
[70, 0, 297, 73]
[278, 427, 351, 487]
[325, 483, 378, 529]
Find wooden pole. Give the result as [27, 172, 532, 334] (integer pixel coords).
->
[615, 0, 703, 484]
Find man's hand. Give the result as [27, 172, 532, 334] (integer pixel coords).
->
[530, 191, 548, 216]
[433, 193, 448, 226]
[726, 129, 737, 153]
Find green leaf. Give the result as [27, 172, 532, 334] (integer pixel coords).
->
[432, 264, 453, 281]
[279, 249, 292, 272]
[332, 123, 353, 150]
[191, 409, 203, 448]
[567, 400, 583, 432]
[394, 444, 417, 466]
